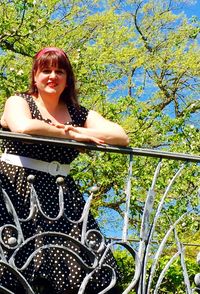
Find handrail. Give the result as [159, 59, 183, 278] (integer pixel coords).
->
[0, 130, 200, 162]
[0, 130, 199, 294]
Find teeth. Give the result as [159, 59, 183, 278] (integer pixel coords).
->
[48, 83, 56, 87]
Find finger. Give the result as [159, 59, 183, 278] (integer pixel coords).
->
[65, 125, 77, 132]
[49, 122, 65, 128]
[91, 138, 105, 144]
[55, 124, 65, 129]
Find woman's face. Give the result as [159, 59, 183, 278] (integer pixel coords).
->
[34, 66, 67, 98]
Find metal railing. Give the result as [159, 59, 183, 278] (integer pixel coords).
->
[0, 131, 199, 294]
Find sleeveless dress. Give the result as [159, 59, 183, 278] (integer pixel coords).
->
[0, 94, 118, 293]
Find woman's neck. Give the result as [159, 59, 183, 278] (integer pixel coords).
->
[32, 94, 70, 124]
[35, 93, 60, 113]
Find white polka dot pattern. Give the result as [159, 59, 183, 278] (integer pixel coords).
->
[0, 94, 118, 293]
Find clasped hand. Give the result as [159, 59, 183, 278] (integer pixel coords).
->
[50, 122, 104, 144]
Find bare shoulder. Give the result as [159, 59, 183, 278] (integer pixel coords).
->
[4, 94, 32, 118]
[5, 95, 30, 109]
[6, 95, 26, 103]
[86, 109, 108, 122]
[85, 109, 123, 130]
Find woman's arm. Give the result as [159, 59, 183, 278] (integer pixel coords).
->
[1, 96, 103, 143]
[73, 110, 129, 146]
[2, 96, 128, 145]
[1, 95, 70, 137]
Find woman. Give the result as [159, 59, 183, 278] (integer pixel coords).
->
[0, 47, 128, 293]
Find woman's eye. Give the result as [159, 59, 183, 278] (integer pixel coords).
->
[41, 69, 65, 75]
[42, 69, 51, 74]
[56, 70, 65, 74]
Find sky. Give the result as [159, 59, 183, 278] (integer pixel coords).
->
[181, 0, 200, 19]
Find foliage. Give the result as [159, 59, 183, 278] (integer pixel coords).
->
[114, 244, 200, 293]
[152, 256, 200, 293]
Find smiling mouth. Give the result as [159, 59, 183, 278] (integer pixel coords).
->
[47, 82, 57, 88]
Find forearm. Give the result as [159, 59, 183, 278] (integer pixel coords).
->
[6, 119, 105, 144]
[7, 118, 70, 139]
[74, 126, 129, 146]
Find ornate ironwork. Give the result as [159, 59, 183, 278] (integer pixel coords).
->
[0, 131, 199, 293]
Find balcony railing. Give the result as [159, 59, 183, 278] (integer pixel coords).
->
[0, 131, 199, 294]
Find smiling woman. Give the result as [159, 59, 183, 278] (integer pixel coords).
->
[33, 65, 70, 124]
[0, 47, 127, 294]
[35, 67, 67, 95]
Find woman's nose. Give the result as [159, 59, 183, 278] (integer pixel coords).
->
[49, 71, 57, 78]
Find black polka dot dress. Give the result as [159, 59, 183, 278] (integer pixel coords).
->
[0, 94, 118, 293]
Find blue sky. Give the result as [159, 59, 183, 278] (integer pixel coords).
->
[182, 0, 200, 19]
